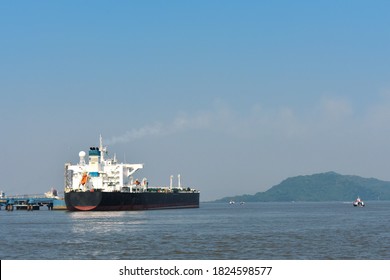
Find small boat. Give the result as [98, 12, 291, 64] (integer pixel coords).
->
[353, 197, 365, 207]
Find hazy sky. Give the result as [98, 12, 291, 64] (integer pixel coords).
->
[1, 0, 390, 201]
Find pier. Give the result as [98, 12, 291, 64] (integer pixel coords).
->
[0, 194, 64, 211]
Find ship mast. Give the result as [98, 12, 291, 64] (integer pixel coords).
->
[99, 134, 106, 162]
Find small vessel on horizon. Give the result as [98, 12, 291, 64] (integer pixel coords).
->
[44, 187, 61, 199]
[64, 136, 199, 211]
[353, 197, 365, 207]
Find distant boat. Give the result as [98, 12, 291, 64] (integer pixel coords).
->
[353, 197, 365, 207]
[229, 200, 235, 204]
[45, 187, 60, 199]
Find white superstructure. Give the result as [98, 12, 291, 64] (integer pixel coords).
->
[65, 136, 146, 193]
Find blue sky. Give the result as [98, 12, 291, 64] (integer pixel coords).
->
[1, 0, 390, 201]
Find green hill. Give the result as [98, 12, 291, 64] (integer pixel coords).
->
[215, 171, 390, 202]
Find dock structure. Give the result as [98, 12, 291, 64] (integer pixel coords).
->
[0, 194, 63, 211]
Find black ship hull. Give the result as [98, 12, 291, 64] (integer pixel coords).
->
[65, 191, 200, 211]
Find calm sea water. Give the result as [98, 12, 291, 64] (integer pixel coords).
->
[1, 201, 389, 260]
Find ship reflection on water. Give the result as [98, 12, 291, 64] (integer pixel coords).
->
[69, 211, 147, 235]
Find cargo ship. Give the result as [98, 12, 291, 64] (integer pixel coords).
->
[64, 136, 199, 211]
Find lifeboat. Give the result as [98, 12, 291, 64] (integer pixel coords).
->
[80, 173, 88, 186]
